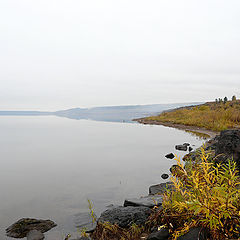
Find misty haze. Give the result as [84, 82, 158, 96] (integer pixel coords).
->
[1, 1, 240, 240]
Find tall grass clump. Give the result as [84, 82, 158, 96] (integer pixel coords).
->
[158, 148, 240, 239]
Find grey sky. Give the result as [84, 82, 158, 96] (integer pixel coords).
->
[0, 0, 240, 110]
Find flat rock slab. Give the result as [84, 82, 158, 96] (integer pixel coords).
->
[98, 206, 151, 228]
[124, 195, 163, 208]
[6, 218, 56, 238]
[149, 182, 174, 195]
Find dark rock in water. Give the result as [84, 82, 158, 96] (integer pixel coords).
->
[147, 228, 170, 240]
[183, 143, 190, 146]
[26, 230, 44, 240]
[74, 212, 97, 233]
[175, 145, 188, 151]
[149, 182, 174, 195]
[161, 173, 169, 179]
[214, 130, 240, 169]
[98, 206, 151, 228]
[6, 218, 57, 238]
[165, 153, 175, 159]
[124, 195, 163, 208]
[189, 146, 193, 152]
[178, 227, 208, 240]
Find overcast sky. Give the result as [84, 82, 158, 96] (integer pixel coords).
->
[0, 0, 240, 110]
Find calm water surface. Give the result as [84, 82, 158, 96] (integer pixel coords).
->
[0, 116, 205, 239]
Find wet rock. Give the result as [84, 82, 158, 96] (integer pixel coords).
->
[178, 227, 208, 240]
[147, 228, 170, 240]
[175, 145, 188, 151]
[98, 206, 151, 228]
[165, 153, 175, 159]
[124, 195, 163, 208]
[27, 230, 44, 240]
[149, 182, 174, 195]
[6, 218, 57, 238]
[161, 173, 169, 179]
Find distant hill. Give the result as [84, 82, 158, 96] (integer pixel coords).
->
[54, 103, 202, 122]
[0, 102, 202, 123]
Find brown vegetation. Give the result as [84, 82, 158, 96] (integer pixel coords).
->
[143, 100, 240, 132]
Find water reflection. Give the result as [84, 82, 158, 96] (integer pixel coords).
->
[0, 116, 205, 239]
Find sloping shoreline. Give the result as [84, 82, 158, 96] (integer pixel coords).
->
[134, 118, 218, 139]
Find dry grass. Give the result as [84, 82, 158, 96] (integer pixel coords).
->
[145, 100, 240, 132]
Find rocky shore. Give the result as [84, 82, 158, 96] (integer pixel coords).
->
[90, 129, 239, 240]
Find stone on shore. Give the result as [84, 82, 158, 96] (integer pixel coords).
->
[98, 206, 151, 228]
[175, 145, 188, 151]
[6, 218, 57, 238]
[124, 195, 163, 208]
[149, 182, 174, 195]
[161, 173, 169, 179]
[147, 228, 170, 240]
[165, 153, 175, 159]
[178, 227, 208, 240]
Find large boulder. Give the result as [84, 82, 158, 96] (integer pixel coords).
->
[6, 218, 56, 238]
[124, 195, 163, 208]
[178, 227, 207, 240]
[214, 130, 240, 168]
[98, 206, 151, 228]
[149, 182, 174, 195]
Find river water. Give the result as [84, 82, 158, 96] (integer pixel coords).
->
[0, 116, 205, 239]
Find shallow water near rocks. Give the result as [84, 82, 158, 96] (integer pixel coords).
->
[0, 116, 205, 239]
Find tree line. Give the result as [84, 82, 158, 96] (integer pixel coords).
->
[215, 95, 237, 104]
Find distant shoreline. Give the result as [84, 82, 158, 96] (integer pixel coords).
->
[134, 118, 218, 139]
